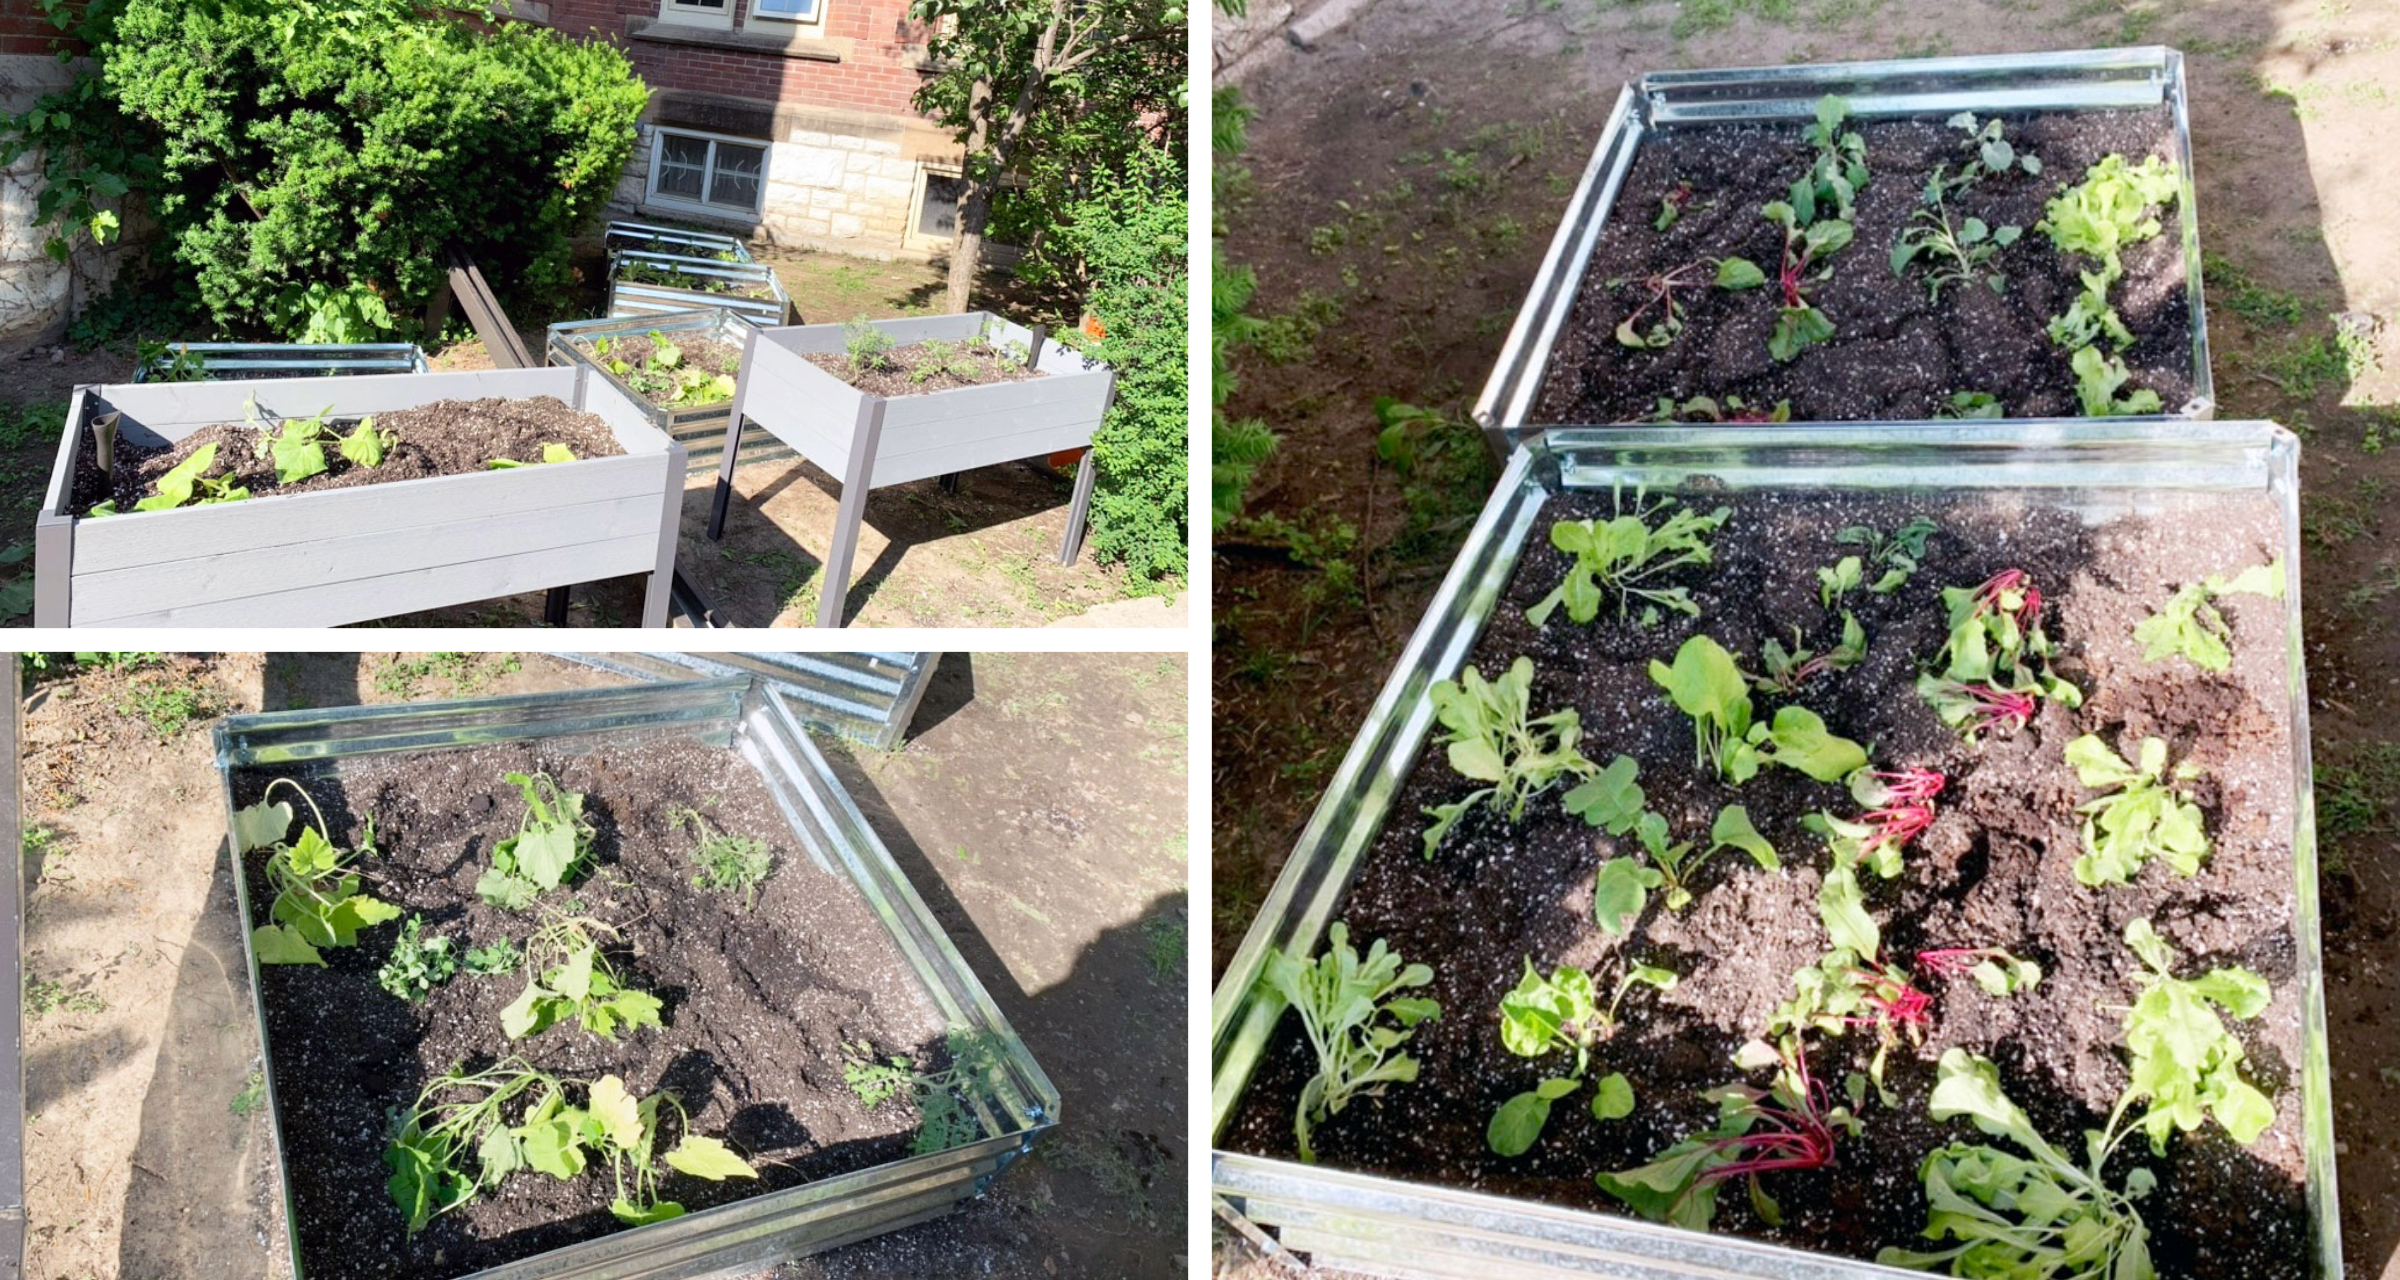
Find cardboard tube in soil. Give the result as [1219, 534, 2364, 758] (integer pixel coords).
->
[90, 411, 118, 477]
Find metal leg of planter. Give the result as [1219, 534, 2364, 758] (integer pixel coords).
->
[707, 328, 761, 543]
[544, 586, 570, 626]
[1057, 447, 1098, 566]
[817, 398, 887, 629]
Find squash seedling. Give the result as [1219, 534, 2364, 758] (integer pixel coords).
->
[2132, 559, 2284, 672]
[91, 442, 252, 517]
[1256, 922, 1439, 1164]
[236, 779, 401, 966]
[1524, 488, 1729, 629]
[2067, 735, 2210, 887]
[1486, 957, 1672, 1156]
[1420, 657, 1595, 857]
[499, 914, 666, 1042]
[486, 443, 580, 469]
[476, 771, 595, 908]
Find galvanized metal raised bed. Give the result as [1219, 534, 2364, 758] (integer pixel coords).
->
[557, 651, 940, 750]
[1472, 46, 2211, 456]
[608, 250, 791, 326]
[603, 220, 754, 263]
[546, 308, 795, 476]
[706, 313, 1116, 628]
[133, 342, 430, 383]
[34, 368, 687, 628]
[214, 675, 1058, 1280]
[1211, 422, 2336, 1279]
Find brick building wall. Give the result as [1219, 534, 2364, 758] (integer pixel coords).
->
[0, 0, 113, 341]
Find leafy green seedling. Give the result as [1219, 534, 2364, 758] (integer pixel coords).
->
[1935, 112, 2044, 194]
[1586, 768, 1779, 930]
[1761, 199, 1853, 362]
[461, 938, 522, 975]
[1257, 922, 1439, 1164]
[499, 915, 666, 1042]
[672, 806, 772, 908]
[1524, 488, 1729, 629]
[1748, 705, 1869, 781]
[236, 779, 400, 966]
[1599, 1041, 1857, 1231]
[1610, 255, 1767, 349]
[1649, 394, 1792, 423]
[2039, 153, 2180, 287]
[1420, 657, 1594, 857]
[377, 914, 459, 1003]
[1823, 516, 1937, 601]
[1916, 568, 2081, 740]
[1487, 958, 1671, 1156]
[1877, 1049, 2155, 1280]
[1752, 613, 1866, 695]
[1893, 179, 2020, 300]
[2067, 735, 2209, 886]
[1648, 635, 1757, 780]
[1764, 866, 1932, 1097]
[2118, 918, 2273, 1152]
[1790, 94, 1868, 226]
[844, 1029, 1013, 1155]
[476, 771, 595, 908]
[1916, 946, 2043, 998]
[339, 416, 395, 468]
[2071, 346, 2164, 416]
[2132, 560, 2285, 672]
[1936, 390, 2003, 419]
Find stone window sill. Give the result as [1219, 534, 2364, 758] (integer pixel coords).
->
[625, 17, 847, 62]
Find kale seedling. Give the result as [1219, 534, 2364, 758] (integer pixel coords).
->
[1751, 613, 1865, 694]
[1877, 1048, 2155, 1280]
[1598, 1040, 1857, 1230]
[1759, 199, 1854, 362]
[2067, 734, 2210, 886]
[1932, 112, 2044, 196]
[672, 806, 773, 908]
[500, 914, 666, 1042]
[1818, 516, 1938, 605]
[1610, 256, 1767, 349]
[377, 914, 459, 1003]
[1806, 766, 1946, 879]
[1891, 181, 2021, 300]
[476, 771, 596, 908]
[1420, 657, 1593, 857]
[1486, 958, 1671, 1155]
[2117, 917, 2273, 1151]
[1524, 488, 1729, 629]
[235, 779, 401, 966]
[1257, 922, 1440, 1164]
[1916, 568, 2081, 740]
[2132, 559, 2285, 672]
[1649, 635, 1866, 783]
[1789, 94, 1868, 226]
[1650, 394, 1791, 423]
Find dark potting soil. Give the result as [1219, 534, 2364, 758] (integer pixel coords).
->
[806, 339, 1047, 397]
[570, 332, 745, 407]
[73, 396, 627, 517]
[1533, 107, 2192, 423]
[231, 736, 950, 1280]
[1222, 487, 2309, 1274]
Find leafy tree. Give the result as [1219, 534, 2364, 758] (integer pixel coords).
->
[907, 0, 1186, 314]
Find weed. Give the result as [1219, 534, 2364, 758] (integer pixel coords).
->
[230, 1071, 267, 1118]
[672, 806, 773, 908]
[123, 677, 214, 740]
[373, 652, 522, 699]
[1141, 910, 1186, 978]
[24, 976, 104, 1017]
[2203, 252, 2309, 327]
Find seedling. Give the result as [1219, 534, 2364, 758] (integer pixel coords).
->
[252, 403, 338, 485]
[1893, 182, 2020, 300]
[2117, 918, 2273, 1152]
[1819, 517, 1937, 604]
[1760, 199, 1853, 362]
[235, 779, 400, 966]
[107, 442, 250, 516]
[384, 1059, 755, 1235]
[499, 914, 665, 1042]
[1420, 657, 1593, 857]
[1916, 568, 2081, 740]
[1486, 959, 1671, 1155]
[461, 938, 522, 975]
[1789, 95, 1868, 226]
[1767, 866, 1929, 1094]
[672, 806, 773, 908]
[1524, 488, 1729, 629]
[377, 914, 459, 1003]
[1936, 390, 2003, 419]
[1807, 766, 1946, 879]
[476, 771, 595, 908]
[1649, 394, 1791, 424]
[2067, 734, 2210, 886]
[485, 443, 580, 469]
[2071, 346, 2164, 417]
[1257, 923, 1439, 1163]
[844, 1028, 1010, 1155]
[596, 332, 740, 406]
[2133, 559, 2285, 672]
[2039, 153, 2180, 288]
[907, 338, 987, 382]
[844, 317, 898, 371]
[1933, 112, 2044, 196]
[1649, 635, 1867, 783]
[339, 416, 395, 468]
[1599, 1040, 1857, 1231]
[1878, 1049, 2155, 1280]
[1610, 256, 1767, 349]
[1751, 613, 1865, 694]
[1916, 946, 2043, 997]
[1653, 181, 1694, 231]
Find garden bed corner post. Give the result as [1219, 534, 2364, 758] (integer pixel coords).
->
[706, 326, 763, 545]
[1055, 373, 1114, 567]
[816, 395, 890, 628]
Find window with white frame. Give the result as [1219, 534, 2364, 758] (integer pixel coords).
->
[656, 0, 734, 30]
[748, 0, 825, 24]
[913, 169, 965, 241]
[649, 129, 769, 217]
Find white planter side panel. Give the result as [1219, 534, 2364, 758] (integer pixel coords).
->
[868, 373, 1111, 486]
[741, 338, 866, 473]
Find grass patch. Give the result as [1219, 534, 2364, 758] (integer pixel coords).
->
[25, 976, 104, 1018]
[372, 651, 523, 699]
[2203, 252, 2311, 327]
[230, 1071, 267, 1118]
[2319, 741, 2400, 872]
[1140, 909, 1186, 979]
[123, 676, 215, 740]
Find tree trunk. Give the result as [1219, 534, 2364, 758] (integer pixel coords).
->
[945, 190, 986, 313]
[943, 2, 1067, 313]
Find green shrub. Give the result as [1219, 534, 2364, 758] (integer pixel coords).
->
[100, 0, 647, 337]
[1059, 148, 1187, 585]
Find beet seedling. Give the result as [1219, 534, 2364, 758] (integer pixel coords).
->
[1767, 866, 1930, 1095]
[500, 914, 666, 1042]
[1524, 488, 1730, 629]
[1420, 657, 1594, 857]
[2132, 559, 2285, 672]
[1807, 766, 1946, 879]
[1610, 256, 1767, 349]
[1916, 945, 2043, 997]
[1916, 568, 2081, 740]
[1758, 200, 1854, 362]
[1598, 1040, 1857, 1231]
[2117, 917, 2273, 1152]
[1257, 922, 1440, 1163]
[1751, 613, 1865, 694]
[236, 779, 401, 966]
[1486, 958, 1672, 1155]
[1654, 181, 1695, 232]
[1936, 390, 2003, 419]
[477, 771, 596, 908]
[2067, 735, 2210, 887]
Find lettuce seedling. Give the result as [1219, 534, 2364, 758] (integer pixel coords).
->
[1916, 946, 2043, 997]
[1610, 255, 1768, 349]
[1598, 1040, 1857, 1231]
[1807, 766, 1945, 878]
[2067, 735, 2209, 886]
[2133, 559, 2285, 672]
[1916, 568, 2081, 740]
[1650, 394, 1792, 423]
[500, 914, 666, 1042]
[236, 779, 401, 966]
[1487, 959, 1672, 1155]
[2071, 346, 2164, 416]
[477, 771, 596, 907]
[2118, 918, 2273, 1152]
[1936, 390, 2003, 419]
[1877, 1048, 2155, 1280]
[1257, 922, 1440, 1163]
[1420, 657, 1594, 857]
[1524, 488, 1729, 629]
[2039, 153, 2180, 287]
[1760, 199, 1853, 362]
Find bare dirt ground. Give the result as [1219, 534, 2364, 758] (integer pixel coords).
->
[1213, 0, 2400, 1276]
[0, 236, 1171, 629]
[17, 650, 1187, 1280]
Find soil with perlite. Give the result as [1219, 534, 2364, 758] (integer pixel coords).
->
[1533, 107, 2192, 423]
[806, 341, 1050, 397]
[74, 396, 627, 517]
[1222, 488, 2309, 1275]
[232, 736, 949, 1280]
